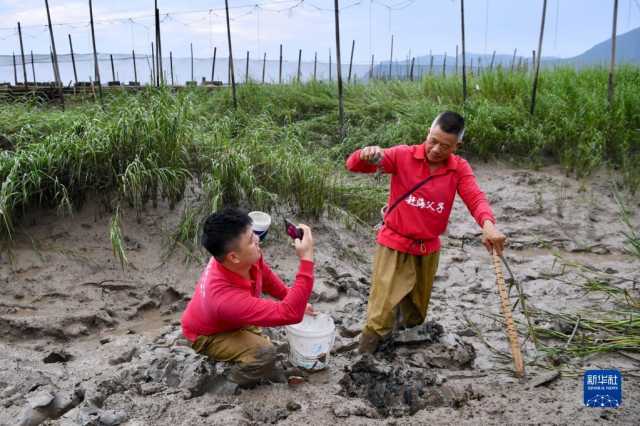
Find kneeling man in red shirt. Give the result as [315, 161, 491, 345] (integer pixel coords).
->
[181, 207, 315, 386]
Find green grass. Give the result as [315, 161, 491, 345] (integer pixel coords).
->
[0, 66, 639, 251]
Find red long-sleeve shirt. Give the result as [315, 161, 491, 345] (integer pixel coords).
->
[181, 256, 314, 342]
[346, 144, 495, 255]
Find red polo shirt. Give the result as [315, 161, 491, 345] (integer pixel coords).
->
[346, 144, 495, 255]
[181, 256, 314, 342]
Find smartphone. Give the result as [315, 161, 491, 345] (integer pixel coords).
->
[284, 219, 303, 240]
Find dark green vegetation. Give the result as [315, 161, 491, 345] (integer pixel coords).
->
[0, 66, 639, 253]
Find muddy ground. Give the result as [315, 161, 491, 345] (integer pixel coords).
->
[1, 162, 639, 425]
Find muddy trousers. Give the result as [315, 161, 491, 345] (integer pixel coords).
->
[192, 326, 278, 387]
[363, 245, 440, 338]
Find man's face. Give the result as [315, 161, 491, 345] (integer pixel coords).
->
[424, 125, 459, 164]
[226, 226, 261, 267]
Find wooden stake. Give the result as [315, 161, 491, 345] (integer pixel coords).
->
[45, 0, 64, 108]
[511, 48, 517, 72]
[530, 0, 548, 115]
[490, 50, 496, 71]
[329, 49, 332, 81]
[460, 0, 467, 101]
[608, 0, 619, 109]
[190, 43, 194, 82]
[279, 44, 283, 84]
[348, 39, 355, 83]
[224, 0, 237, 108]
[492, 251, 526, 378]
[18, 22, 28, 86]
[532, 50, 536, 75]
[334, 0, 345, 140]
[297, 49, 302, 83]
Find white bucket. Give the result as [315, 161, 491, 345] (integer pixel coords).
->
[248, 211, 271, 241]
[285, 313, 336, 371]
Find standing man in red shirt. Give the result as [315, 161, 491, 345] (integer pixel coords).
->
[346, 111, 506, 354]
[181, 207, 315, 386]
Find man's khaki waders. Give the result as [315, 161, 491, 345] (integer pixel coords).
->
[192, 326, 277, 386]
[363, 244, 440, 337]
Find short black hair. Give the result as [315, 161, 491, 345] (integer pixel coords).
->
[201, 207, 252, 261]
[432, 111, 465, 140]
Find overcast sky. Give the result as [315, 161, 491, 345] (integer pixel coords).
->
[1, 0, 639, 63]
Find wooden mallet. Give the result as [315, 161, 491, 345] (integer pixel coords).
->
[492, 250, 525, 378]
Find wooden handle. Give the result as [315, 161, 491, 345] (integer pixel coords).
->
[492, 251, 525, 378]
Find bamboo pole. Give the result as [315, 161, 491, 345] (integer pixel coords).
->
[169, 51, 174, 86]
[279, 44, 283, 84]
[18, 22, 28, 86]
[110, 54, 116, 82]
[492, 251, 526, 378]
[530, 0, 548, 115]
[45, 0, 64, 107]
[155, 3, 163, 86]
[388, 35, 394, 79]
[12, 52, 18, 85]
[608, 0, 619, 109]
[68, 34, 78, 85]
[442, 53, 447, 77]
[88, 0, 102, 101]
[151, 42, 156, 83]
[369, 54, 374, 80]
[190, 43, 194, 82]
[460, 0, 467, 101]
[211, 47, 217, 81]
[313, 51, 317, 81]
[334, 0, 345, 140]
[30, 51, 36, 84]
[455, 44, 459, 75]
[246, 50, 250, 83]
[132, 50, 138, 83]
[409, 57, 415, 81]
[348, 39, 355, 83]
[262, 52, 267, 83]
[224, 0, 237, 108]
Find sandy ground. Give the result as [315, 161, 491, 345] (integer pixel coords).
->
[0, 161, 639, 425]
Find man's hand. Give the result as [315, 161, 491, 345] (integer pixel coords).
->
[304, 303, 317, 316]
[482, 220, 506, 256]
[294, 224, 313, 261]
[360, 146, 384, 164]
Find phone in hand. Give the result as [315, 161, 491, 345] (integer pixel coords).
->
[284, 219, 303, 240]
